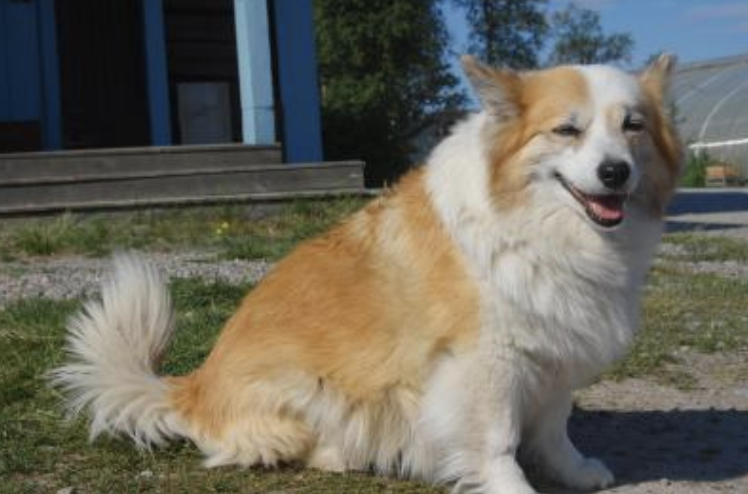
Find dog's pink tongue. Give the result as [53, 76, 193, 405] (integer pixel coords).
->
[588, 196, 625, 220]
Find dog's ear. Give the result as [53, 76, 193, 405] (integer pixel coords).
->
[640, 53, 676, 103]
[461, 55, 521, 119]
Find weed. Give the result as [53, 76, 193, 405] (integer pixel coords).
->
[681, 151, 709, 188]
[12, 214, 75, 256]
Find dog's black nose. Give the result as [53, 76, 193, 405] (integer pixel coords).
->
[597, 160, 631, 190]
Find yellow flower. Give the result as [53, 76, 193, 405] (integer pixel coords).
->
[215, 222, 230, 236]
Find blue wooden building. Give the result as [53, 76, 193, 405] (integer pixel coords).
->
[0, 0, 322, 163]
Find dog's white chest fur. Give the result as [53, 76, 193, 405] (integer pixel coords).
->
[415, 105, 667, 489]
[425, 112, 660, 381]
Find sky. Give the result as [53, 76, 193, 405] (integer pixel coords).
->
[445, 0, 748, 68]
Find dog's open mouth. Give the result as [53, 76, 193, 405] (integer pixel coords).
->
[555, 173, 627, 228]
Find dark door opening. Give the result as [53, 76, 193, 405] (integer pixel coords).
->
[164, 0, 242, 145]
[55, 0, 150, 149]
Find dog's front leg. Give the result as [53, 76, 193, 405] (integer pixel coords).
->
[453, 350, 538, 494]
[527, 391, 614, 490]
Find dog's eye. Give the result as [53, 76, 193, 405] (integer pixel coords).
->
[623, 115, 645, 133]
[552, 124, 582, 137]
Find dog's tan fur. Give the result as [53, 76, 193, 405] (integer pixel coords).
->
[168, 170, 481, 468]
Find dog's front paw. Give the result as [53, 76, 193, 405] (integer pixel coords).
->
[456, 478, 537, 494]
[558, 457, 614, 490]
[461, 456, 538, 494]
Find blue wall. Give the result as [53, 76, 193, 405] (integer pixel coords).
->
[0, 0, 61, 149]
[272, 0, 323, 162]
[0, 0, 42, 122]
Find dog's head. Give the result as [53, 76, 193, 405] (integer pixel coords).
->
[462, 55, 682, 231]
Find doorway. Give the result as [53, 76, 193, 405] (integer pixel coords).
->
[55, 0, 151, 149]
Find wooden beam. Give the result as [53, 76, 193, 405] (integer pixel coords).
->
[0, 144, 282, 184]
[37, 0, 63, 150]
[233, 0, 275, 145]
[271, 0, 323, 162]
[142, 0, 172, 146]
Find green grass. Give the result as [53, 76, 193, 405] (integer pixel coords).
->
[609, 265, 748, 385]
[1, 221, 746, 491]
[0, 197, 368, 262]
[164, 279, 252, 375]
[0, 277, 441, 493]
[611, 234, 748, 387]
[6, 269, 745, 491]
[216, 199, 364, 262]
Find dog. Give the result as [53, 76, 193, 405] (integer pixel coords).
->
[51, 55, 681, 493]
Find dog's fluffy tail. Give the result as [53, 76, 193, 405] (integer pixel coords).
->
[49, 254, 184, 448]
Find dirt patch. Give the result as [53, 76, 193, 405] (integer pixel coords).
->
[540, 353, 748, 493]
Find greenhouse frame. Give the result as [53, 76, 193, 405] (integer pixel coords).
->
[672, 53, 748, 179]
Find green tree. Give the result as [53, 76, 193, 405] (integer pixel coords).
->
[548, 4, 634, 65]
[314, 0, 464, 187]
[452, 0, 549, 69]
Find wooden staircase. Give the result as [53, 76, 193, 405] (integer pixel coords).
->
[0, 144, 365, 214]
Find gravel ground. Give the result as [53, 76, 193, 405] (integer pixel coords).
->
[657, 242, 748, 278]
[668, 258, 748, 278]
[0, 251, 272, 308]
[2, 237, 746, 307]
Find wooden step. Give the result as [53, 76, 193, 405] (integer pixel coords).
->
[0, 161, 365, 214]
[0, 144, 282, 185]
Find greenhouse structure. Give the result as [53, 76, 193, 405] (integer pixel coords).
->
[672, 53, 748, 179]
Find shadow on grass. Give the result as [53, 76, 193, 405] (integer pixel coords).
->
[550, 407, 748, 491]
